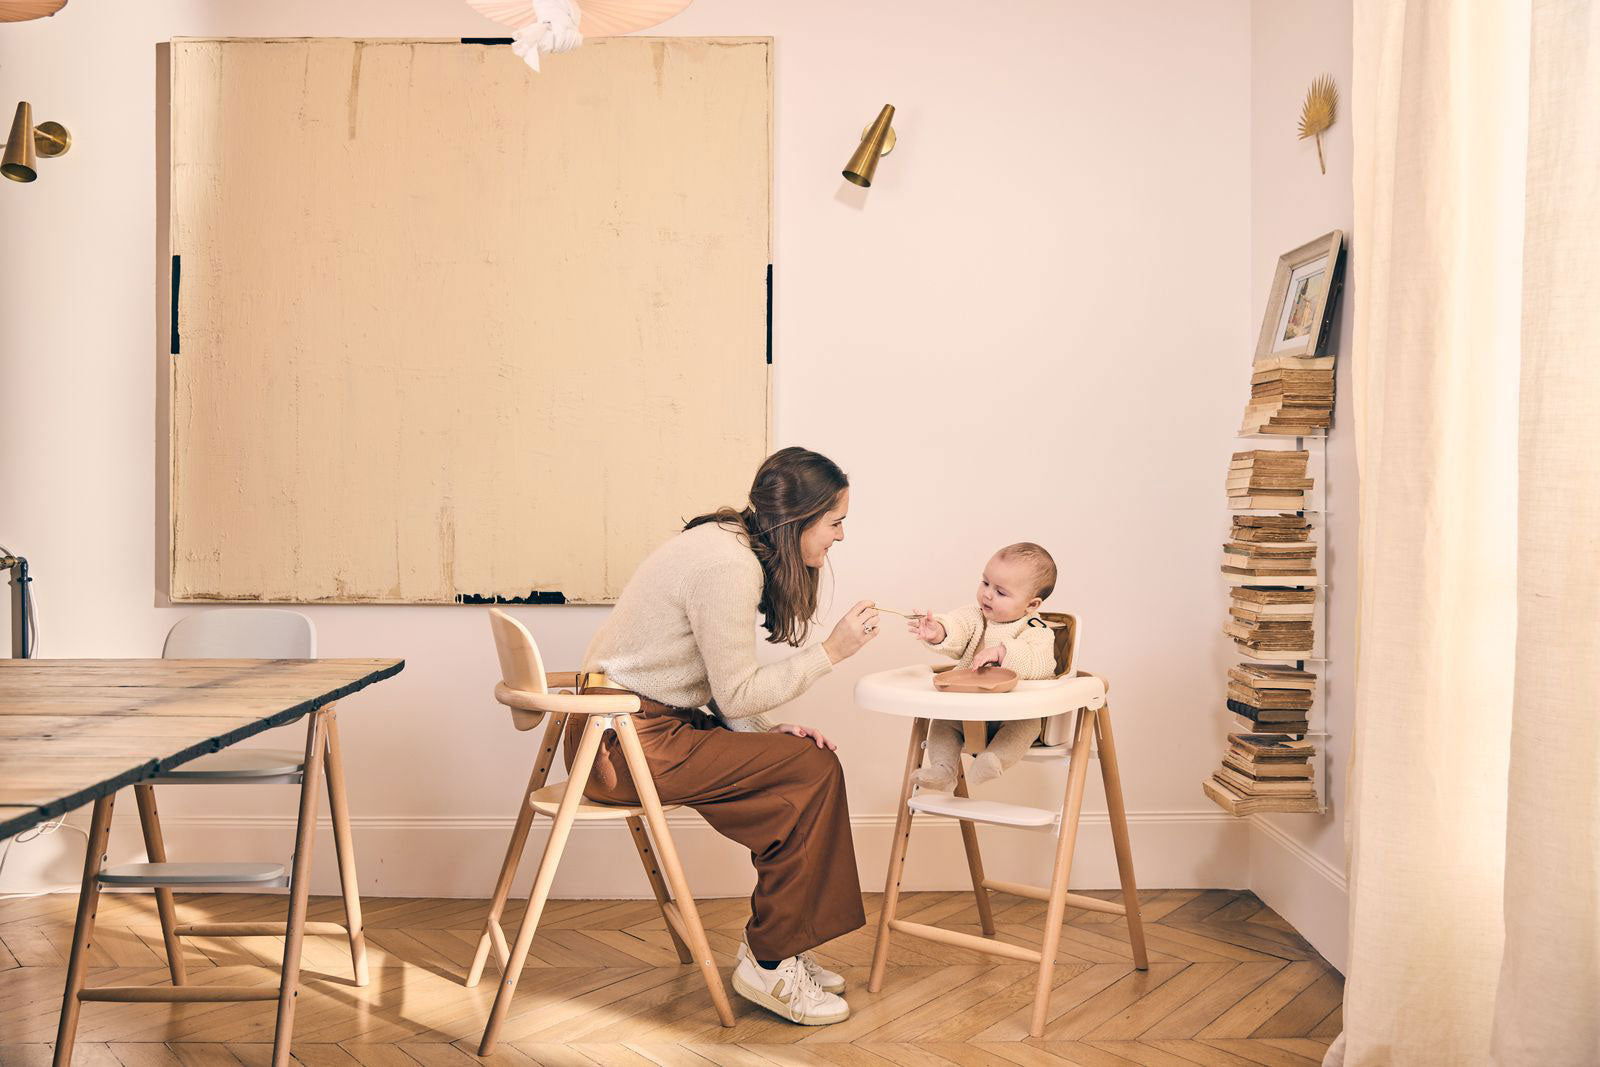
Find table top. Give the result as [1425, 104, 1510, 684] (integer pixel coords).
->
[0, 658, 404, 840]
[854, 664, 1107, 721]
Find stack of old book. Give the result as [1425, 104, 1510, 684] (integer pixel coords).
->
[1240, 356, 1334, 435]
[1228, 450, 1312, 510]
[1225, 663, 1314, 732]
[1225, 588, 1316, 659]
[1204, 733, 1319, 814]
[1222, 516, 1317, 582]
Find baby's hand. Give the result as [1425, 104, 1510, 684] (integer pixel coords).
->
[910, 610, 946, 644]
[974, 644, 1006, 669]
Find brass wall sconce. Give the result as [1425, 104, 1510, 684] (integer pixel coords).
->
[842, 104, 896, 188]
[3, 102, 72, 183]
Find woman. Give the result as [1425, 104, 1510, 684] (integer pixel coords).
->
[572, 446, 879, 1025]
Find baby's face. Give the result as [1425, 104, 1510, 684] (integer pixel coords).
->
[975, 554, 1040, 624]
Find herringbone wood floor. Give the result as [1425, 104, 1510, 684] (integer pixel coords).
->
[0, 889, 1341, 1066]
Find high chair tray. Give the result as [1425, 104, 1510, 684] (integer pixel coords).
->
[855, 665, 1106, 722]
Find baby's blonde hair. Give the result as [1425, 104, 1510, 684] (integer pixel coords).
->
[997, 542, 1057, 601]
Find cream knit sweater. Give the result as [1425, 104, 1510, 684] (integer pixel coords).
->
[929, 604, 1058, 678]
[582, 522, 833, 731]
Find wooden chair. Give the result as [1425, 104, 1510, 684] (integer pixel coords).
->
[54, 610, 365, 1067]
[859, 614, 1148, 1039]
[470, 608, 734, 1056]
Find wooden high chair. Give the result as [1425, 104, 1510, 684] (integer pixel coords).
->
[469, 609, 734, 1056]
[858, 613, 1148, 1039]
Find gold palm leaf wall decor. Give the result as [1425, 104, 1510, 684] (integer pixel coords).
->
[1298, 74, 1338, 174]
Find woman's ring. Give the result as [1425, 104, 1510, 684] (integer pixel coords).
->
[865, 623, 876, 633]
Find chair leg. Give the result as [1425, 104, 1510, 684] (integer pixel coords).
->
[467, 711, 568, 988]
[271, 709, 329, 1067]
[628, 815, 694, 964]
[53, 793, 116, 1067]
[1029, 708, 1095, 1038]
[480, 715, 606, 1056]
[953, 763, 995, 937]
[322, 709, 370, 987]
[1096, 705, 1147, 970]
[613, 714, 735, 1027]
[868, 716, 931, 993]
[132, 783, 187, 986]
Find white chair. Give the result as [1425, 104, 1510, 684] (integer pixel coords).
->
[119, 609, 368, 988]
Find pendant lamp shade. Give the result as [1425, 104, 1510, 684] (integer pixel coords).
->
[0, 1, 68, 22]
[465, 0, 693, 37]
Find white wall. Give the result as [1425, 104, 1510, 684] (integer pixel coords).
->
[1246, 0, 1355, 972]
[0, 1, 1258, 907]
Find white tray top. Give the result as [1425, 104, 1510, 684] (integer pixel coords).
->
[855, 665, 1106, 721]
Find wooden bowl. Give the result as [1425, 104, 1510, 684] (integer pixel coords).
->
[932, 666, 1018, 694]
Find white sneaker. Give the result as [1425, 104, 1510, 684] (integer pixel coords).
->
[732, 952, 850, 1025]
[737, 934, 846, 993]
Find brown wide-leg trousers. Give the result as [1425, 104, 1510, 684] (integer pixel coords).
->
[568, 707, 865, 961]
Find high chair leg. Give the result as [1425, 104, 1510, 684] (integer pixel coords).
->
[628, 815, 694, 964]
[1030, 708, 1094, 1038]
[613, 714, 735, 1026]
[869, 716, 931, 993]
[1096, 705, 1147, 969]
[53, 793, 115, 1067]
[133, 783, 186, 986]
[953, 764, 995, 937]
[467, 711, 568, 988]
[479, 716, 605, 1056]
[323, 711, 369, 987]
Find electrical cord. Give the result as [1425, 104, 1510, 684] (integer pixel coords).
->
[0, 815, 87, 899]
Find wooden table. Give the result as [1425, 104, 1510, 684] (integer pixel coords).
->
[0, 658, 404, 1065]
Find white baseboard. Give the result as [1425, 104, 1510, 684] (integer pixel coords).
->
[1248, 815, 1348, 972]
[6, 809, 1249, 903]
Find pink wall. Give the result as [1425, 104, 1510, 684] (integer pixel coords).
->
[1247, 0, 1355, 970]
[0, 2, 1260, 900]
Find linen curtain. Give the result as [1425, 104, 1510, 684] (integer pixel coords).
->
[1335, 1, 1600, 1064]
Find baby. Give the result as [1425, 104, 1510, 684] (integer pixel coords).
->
[908, 542, 1059, 790]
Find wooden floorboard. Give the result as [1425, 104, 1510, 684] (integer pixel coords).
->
[0, 890, 1339, 1064]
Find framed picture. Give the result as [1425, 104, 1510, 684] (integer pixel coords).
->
[1255, 230, 1346, 361]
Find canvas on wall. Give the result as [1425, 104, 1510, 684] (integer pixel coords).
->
[168, 36, 772, 603]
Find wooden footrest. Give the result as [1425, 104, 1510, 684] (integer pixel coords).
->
[176, 921, 347, 937]
[98, 862, 288, 888]
[80, 985, 279, 1003]
[888, 919, 1043, 963]
[907, 792, 1055, 828]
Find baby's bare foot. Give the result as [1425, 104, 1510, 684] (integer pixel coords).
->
[966, 752, 1004, 786]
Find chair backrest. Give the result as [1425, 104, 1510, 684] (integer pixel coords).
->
[488, 608, 548, 730]
[163, 609, 316, 660]
[1039, 611, 1078, 677]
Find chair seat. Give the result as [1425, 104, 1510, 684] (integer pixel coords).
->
[154, 748, 305, 781]
[529, 781, 682, 820]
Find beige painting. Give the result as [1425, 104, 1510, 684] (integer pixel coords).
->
[169, 37, 772, 603]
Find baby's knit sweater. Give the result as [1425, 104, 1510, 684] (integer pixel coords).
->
[582, 522, 833, 731]
[929, 604, 1058, 679]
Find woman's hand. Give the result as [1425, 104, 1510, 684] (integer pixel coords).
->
[973, 644, 1006, 669]
[823, 600, 880, 663]
[770, 722, 837, 751]
[910, 610, 946, 644]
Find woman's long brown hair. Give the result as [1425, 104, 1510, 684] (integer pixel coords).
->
[684, 446, 849, 646]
